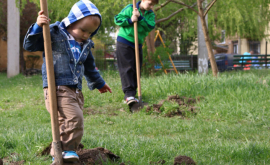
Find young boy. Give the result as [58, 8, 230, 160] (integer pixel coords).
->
[23, 0, 111, 162]
[114, 0, 158, 107]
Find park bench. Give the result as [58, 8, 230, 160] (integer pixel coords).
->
[155, 55, 194, 72]
[168, 60, 193, 71]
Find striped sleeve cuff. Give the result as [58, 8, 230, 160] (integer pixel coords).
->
[138, 15, 143, 21]
[97, 82, 106, 89]
[128, 19, 133, 24]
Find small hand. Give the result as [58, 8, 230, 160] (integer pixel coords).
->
[98, 84, 112, 94]
[131, 8, 140, 22]
[37, 10, 51, 27]
[133, 8, 140, 17]
[131, 15, 138, 22]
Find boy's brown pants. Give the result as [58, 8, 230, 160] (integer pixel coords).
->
[44, 85, 84, 156]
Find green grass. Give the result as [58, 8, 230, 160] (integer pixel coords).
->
[1, 69, 270, 164]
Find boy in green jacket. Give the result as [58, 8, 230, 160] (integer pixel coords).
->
[114, 0, 158, 107]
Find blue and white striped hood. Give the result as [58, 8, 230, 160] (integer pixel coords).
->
[62, 0, 102, 37]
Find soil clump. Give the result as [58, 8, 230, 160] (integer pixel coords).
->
[145, 95, 203, 117]
[41, 143, 119, 165]
[174, 155, 196, 165]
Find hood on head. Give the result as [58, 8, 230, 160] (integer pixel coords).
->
[62, 0, 102, 37]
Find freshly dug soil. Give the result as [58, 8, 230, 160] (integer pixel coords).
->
[174, 155, 196, 165]
[145, 95, 203, 117]
[41, 143, 119, 165]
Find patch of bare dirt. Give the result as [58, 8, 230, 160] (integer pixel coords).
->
[145, 95, 203, 117]
[41, 143, 119, 165]
[2, 153, 25, 165]
[174, 155, 196, 165]
[83, 107, 118, 116]
[83, 107, 101, 115]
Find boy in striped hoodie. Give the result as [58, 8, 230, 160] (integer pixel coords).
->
[114, 0, 158, 108]
[23, 0, 111, 162]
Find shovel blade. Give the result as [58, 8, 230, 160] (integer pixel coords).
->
[130, 102, 148, 112]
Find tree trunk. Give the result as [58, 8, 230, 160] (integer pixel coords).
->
[7, 0, 20, 78]
[145, 29, 156, 74]
[197, 0, 218, 77]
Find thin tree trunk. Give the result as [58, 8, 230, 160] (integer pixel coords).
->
[145, 29, 155, 74]
[197, 0, 218, 77]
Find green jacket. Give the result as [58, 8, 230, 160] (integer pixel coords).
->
[114, 1, 156, 45]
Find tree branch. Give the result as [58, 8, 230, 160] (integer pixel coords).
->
[203, 0, 212, 10]
[155, 2, 197, 24]
[155, 0, 172, 12]
[155, 7, 185, 24]
[170, 0, 199, 15]
[204, 0, 217, 17]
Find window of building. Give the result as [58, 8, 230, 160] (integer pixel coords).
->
[233, 41, 238, 54]
[249, 41, 260, 54]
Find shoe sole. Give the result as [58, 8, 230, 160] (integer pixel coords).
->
[127, 99, 137, 105]
[63, 156, 79, 163]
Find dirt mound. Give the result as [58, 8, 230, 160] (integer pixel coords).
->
[145, 95, 203, 117]
[174, 155, 196, 165]
[77, 147, 119, 164]
[41, 143, 119, 165]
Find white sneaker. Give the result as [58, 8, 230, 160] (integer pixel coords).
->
[125, 96, 138, 106]
[62, 151, 79, 162]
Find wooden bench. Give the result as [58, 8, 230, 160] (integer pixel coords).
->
[155, 55, 194, 72]
[168, 60, 193, 71]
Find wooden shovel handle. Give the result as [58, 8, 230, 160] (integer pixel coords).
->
[40, 0, 63, 164]
[133, 0, 141, 99]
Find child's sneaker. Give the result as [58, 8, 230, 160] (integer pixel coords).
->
[62, 151, 79, 162]
[126, 96, 138, 106]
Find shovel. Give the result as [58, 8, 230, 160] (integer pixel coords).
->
[40, 0, 63, 164]
[130, 0, 148, 112]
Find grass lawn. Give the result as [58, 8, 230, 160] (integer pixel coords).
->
[0, 69, 270, 164]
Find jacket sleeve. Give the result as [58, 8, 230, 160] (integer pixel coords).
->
[114, 4, 134, 27]
[137, 12, 156, 32]
[83, 47, 105, 90]
[23, 23, 45, 52]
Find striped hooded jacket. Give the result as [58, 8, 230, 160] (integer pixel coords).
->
[23, 0, 105, 91]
